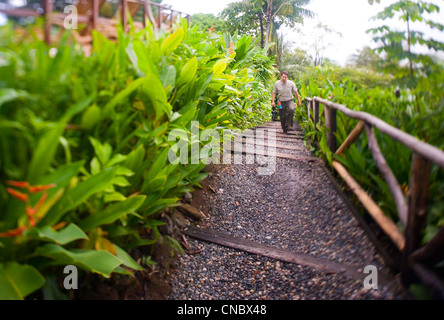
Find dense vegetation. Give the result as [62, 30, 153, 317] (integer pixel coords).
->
[0, 18, 275, 299]
[1, 0, 443, 300]
[291, 0, 444, 298]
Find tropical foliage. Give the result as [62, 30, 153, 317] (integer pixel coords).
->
[0, 18, 275, 299]
[295, 1, 444, 287]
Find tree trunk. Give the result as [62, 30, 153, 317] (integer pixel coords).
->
[259, 14, 264, 48]
[265, 0, 273, 47]
[406, 14, 413, 78]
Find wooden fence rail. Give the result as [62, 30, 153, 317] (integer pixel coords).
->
[0, 0, 190, 54]
[306, 96, 444, 299]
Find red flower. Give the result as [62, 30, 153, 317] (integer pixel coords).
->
[6, 188, 29, 202]
[3, 180, 57, 237]
[6, 181, 30, 188]
[28, 184, 56, 193]
[0, 226, 28, 238]
[207, 25, 215, 35]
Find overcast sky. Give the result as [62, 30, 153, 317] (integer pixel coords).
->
[163, 0, 444, 66]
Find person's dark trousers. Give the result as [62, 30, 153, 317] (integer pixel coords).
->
[280, 100, 295, 133]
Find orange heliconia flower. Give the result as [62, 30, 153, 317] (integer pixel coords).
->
[6, 188, 29, 202]
[207, 25, 215, 35]
[28, 184, 56, 193]
[228, 41, 235, 55]
[0, 226, 28, 238]
[6, 181, 30, 188]
[2, 180, 57, 238]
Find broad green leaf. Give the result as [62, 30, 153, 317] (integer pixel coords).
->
[102, 77, 145, 117]
[160, 27, 184, 54]
[0, 262, 45, 300]
[125, 144, 145, 173]
[0, 88, 26, 109]
[27, 223, 88, 245]
[114, 245, 144, 271]
[104, 192, 127, 203]
[81, 104, 101, 130]
[39, 167, 118, 226]
[177, 57, 198, 87]
[78, 195, 146, 232]
[61, 94, 95, 123]
[28, 122, 65, 183]
[142, 198, 180, 216]
[89, 137, 112, 166]
[160, 64, 177, 93]
[212, 59, 228, 77]
[106, 154, 127, 168]
[142, 73, 171, 120]
[126, 40, 158, 77]
[145, 148, 169, 181]
[142, 175, 167, 194]
[34, 244, 122, 277]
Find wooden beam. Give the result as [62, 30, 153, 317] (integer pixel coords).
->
[313, 97, 444, 169]
[410, 225, 444, 267]
[332, 160, 405, 251]
[412, 263, 444, 299]
[184, 227, 395, 284]
[0, 9, 40, 17]
[226, 146, 319, 162]
[365, 124, 408, 228]
[336, 120, 365, 156]
[247, 140, 306, 151]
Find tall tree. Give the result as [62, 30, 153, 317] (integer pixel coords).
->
[221, 0, 313, 49]
[367, 0, 444, 80]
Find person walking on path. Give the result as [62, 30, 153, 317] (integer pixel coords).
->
[271, 71, 301, 134]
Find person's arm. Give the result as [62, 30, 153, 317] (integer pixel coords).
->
[295, 90, 301, 107]
[271, 92, 276, 107]
[292, 82, 301, 107]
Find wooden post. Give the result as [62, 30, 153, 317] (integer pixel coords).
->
[324, 105, 337, 153]
[401, 153, 431, 287]
[306, 100, 311, 119]
[309, 100, 314, 123]
[157, 6, 162, 28]
[170, 9, 174, 30]
[43, 0, 52, 44]
[92, 0, 99, 30]
[121, 0, 127, 33]
[314, 100, 319, 132]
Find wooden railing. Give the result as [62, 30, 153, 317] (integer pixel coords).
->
[0, 0, 190, 54]
[306, 96, 444, 299]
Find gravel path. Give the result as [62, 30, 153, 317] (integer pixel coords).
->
[167, 122, 404, 300]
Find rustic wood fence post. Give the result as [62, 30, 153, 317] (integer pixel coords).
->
[314, 100, 319, 133]
[121, 0, 128, 32]
[401, 153, 431, 286]
[324, 104, 337, 153]
[43, 0, 52, 44]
